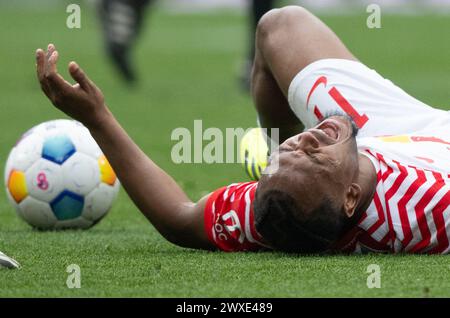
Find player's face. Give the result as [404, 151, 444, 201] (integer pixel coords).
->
[261, 115, 359, 214]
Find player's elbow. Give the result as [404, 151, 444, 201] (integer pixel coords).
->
[161, 226, 210, 250]
[161, 230, 187, 248]
[147, 205, 212, 250]
[150, 221, 190, 248]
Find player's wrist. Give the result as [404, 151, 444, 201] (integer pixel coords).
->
[85, 104, 114, 132]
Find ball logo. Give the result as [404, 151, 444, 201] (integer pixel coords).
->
[37, 172, 49, 190]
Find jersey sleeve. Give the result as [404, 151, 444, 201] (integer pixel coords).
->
[287, 59, 441, 138]
[204, 182, 267, 252]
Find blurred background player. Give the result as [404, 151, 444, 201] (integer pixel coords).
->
[97, 0, 278, 89]
[97, 0, 152, 84]
[239, 0, 276, 91]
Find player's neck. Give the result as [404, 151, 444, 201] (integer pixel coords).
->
[355, 154, 378, 216]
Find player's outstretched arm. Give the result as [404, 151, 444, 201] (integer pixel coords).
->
[35, 44, 214, 250]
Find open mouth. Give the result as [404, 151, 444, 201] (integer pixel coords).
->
[321, 123, 339, 139]
[310, 119, 341, 142]
[277, 117, 346, 153]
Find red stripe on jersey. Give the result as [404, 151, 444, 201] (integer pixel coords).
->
[382, 161, 409, 249]
[382, 166, 394, 182]
[313, 106, 324, 121]
[397, 166, 427, 247]
[365, 149, 376, 158]
[359, 151, 389, 245]
[411, 136, 450, 146]
[367, 191, 385, 235]
[358, 232, 391, 252]
[410, 172, 446, 253]
[380, 232, 390, 245]
[375, 153, 395, 182]
[358, 211, 368, 225]
[430, 190, 450, 254]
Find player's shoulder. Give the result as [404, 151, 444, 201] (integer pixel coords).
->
[208, 181, 258, 202]
[204, 181, 264, 252]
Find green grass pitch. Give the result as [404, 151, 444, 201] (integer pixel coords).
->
[1, 3, 450, 297]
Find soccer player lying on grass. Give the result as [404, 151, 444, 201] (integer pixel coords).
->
[36, 6, 450, 254]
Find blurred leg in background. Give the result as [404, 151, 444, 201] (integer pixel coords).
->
[240, 0, 276, 91]
[97, 0, 152, 85]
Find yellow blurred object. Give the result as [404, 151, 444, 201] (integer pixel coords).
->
[240, 128, 270, 181]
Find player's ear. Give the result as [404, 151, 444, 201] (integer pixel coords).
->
[343, 183, 361, 218]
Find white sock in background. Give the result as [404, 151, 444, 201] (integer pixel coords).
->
[0, 251, 20, 269]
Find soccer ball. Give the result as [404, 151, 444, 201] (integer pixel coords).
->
[4, 119, 120, 230]
[240, 128, 270, 181]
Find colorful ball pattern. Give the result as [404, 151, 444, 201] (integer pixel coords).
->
[4, 119, 120, 230]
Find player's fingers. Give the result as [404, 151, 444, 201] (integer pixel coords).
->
[44, 52, 72, 95]
[35, 49, 45, 81]
[45, 44, 55, 71]
[46, 72, 72, 94]
[47, 50, 59, 75]
[36, 49, 53, 97]
[44, 51, 67, 88]
[68, 61, 92, 91]
[46, 43, 55, 61]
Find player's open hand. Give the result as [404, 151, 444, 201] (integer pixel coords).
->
[36, 44, 107, 128]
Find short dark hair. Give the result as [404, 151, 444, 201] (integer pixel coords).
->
[253, 189, 348, 253]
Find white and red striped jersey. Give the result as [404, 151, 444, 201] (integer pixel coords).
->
[337, 131, 450, 254]
[205, 129, 450, 254]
